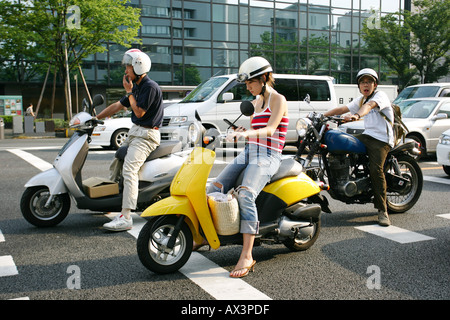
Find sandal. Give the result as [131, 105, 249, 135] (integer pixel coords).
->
[229, 260, 256, 278]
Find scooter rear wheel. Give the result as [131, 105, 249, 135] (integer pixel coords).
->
[137, 216, 193, 274]
[283, 220, 321, 252]
[20, 186, 71, 227]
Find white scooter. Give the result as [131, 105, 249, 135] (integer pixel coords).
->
[20, 94, 193, 227]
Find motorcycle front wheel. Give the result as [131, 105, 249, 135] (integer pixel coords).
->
[20, 186, 71, 227]
[137, 215, 193, 274]
[386, 155, 423, 213]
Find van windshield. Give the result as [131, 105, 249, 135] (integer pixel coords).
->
[181, 77, 228, 103]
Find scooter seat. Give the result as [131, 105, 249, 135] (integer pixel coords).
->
[115, 141, 183, 162]
[235, 158, 303, 186]
[270, 158, 303, 182]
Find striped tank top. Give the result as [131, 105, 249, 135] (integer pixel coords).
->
[248, 94, 289, 152]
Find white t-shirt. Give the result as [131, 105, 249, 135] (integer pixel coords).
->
[347, 91, 394, 147]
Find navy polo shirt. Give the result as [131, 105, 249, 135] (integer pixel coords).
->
[120, 75, 164, 128]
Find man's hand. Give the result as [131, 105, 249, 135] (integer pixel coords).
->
[123, 75, 133, 93]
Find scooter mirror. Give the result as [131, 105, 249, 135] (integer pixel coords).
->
[240, 101, 254, 117]
[92, 94, 105, 107]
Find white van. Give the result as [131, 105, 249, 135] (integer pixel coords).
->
[160, 74, 337, 147]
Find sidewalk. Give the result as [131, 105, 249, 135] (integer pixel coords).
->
[1, 128, 66, 139]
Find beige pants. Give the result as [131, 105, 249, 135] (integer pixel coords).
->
[109, 124, 160, 210]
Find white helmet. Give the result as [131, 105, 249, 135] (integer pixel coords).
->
[122, 49, 151, 76]
[237, 56, 273, 83]
[356, 68, 379, 84]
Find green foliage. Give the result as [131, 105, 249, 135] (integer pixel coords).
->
[361, 0, 450, 88]
[0, 0, 142, 82]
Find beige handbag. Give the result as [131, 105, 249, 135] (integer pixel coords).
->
[207, 191, 240, 235]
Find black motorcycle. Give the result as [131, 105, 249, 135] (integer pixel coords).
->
[295, 112, 423, 214]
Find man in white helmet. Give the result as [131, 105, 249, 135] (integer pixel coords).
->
[96, 49, 164, 231]
[324, 68, 394, 226]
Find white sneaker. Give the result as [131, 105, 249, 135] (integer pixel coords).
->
[103, 214, 132, 231]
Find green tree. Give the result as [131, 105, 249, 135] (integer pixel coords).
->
[0, 0, 142, 118]
[361, 0, 450, 89]
[361, 12, 418, 89]
[407, 0, 450, 83]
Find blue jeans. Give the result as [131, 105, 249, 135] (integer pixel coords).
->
[207, 144, 282, 234]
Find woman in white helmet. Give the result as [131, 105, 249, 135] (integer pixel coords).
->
[324, 68, 394, 226]
[204, 57, 289, 278]
[96, 49, 164, 232]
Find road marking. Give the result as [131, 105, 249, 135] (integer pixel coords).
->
[437, 213, 450, 220]
[0, 229, 4, 242]
[180, 252, 271, 300]
[423, 176, 450, 185]
[355, 224, 435, 244]
[0, 255, 19, 277]
[105, 213, 271, 300]
[7, 149, 53, 171]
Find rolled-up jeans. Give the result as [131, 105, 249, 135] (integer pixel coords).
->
[109, 124, 160, 210]
[207, 144, 282, 234]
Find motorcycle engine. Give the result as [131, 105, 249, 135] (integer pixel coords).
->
[328, 155, 370, 197]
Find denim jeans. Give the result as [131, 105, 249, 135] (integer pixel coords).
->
[207, 144, 282, 234]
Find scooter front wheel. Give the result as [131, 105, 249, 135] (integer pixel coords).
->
[20, 186, 71, 227]
[137, 216, 193, 274]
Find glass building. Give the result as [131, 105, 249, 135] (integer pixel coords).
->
[82, 0, 410, 89]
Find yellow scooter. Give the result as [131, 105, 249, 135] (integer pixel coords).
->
[136, 130, 327, 274]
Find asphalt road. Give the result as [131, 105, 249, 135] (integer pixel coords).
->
[0, 137, 449, 310]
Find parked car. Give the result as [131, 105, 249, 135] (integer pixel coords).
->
[90, 100, 180, 149]
[436, 128, 450, 176]
[339, 97, 450, 157]
[393, 83, 450, 104]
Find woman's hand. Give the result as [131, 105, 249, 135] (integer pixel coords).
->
[226, 126, 247, 142]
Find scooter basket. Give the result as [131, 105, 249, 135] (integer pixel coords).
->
[207, 192, 240, 236]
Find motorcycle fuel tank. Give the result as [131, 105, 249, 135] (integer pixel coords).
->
[324, 130, 367, 154]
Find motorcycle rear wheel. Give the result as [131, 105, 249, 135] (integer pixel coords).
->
[386, 155, 423, 213]
[283, 220, 321, 251]
[137, 215, 193, 274]
[20, 186, 71, 227]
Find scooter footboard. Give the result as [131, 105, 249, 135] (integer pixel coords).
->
[141, 196, 204, 246]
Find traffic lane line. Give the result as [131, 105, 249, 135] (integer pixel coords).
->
[0, 255, 19, 277]
[355, 225, 435, 244]
[437, 213, 450, 220]
[7, 149, 53, 171]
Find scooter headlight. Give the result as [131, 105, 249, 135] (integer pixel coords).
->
[296, 118, 311, 138]
[188, 122, 200, 145]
